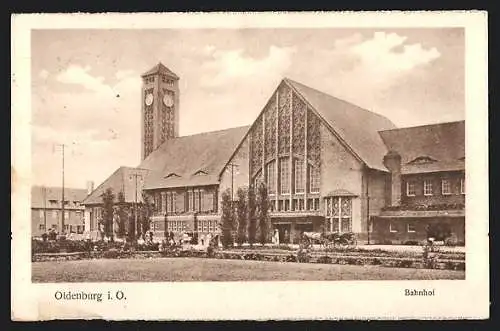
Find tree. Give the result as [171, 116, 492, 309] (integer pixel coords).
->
[139, 192, 154, 240]
[115, 191, 128, 238]
[127, 208, 136, 242]
[247, 185, 257, 247]
[236, 187, 248, 246]
[220, 189, 234, 248]
[257, 183, 270, 245]
[101, 188, 115, 241]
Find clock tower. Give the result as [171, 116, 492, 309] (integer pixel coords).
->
[141, 62, 180, 160]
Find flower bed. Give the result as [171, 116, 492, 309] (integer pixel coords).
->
[31, 239, 465, 271]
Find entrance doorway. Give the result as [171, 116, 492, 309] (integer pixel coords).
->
[275, 224, 291, 244]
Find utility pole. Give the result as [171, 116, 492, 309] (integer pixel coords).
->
[130, 172, 143, 241]
[43, 186, 47, 232]
[54, 144, 66, 234]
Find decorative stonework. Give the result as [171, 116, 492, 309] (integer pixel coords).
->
[278, 85, 291, 154]
[264, 95, 277, 161]
[292, 93, 306, 156]
[251, 116, 263, 175]
[144, 87, 154, 157]
[307, 108, 321, 166]
[160, 88, 175, 144]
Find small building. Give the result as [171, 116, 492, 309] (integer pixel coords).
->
[371, 121, 465, 245]
[81, 167, 150, 240]
[31, 186, 87, 237]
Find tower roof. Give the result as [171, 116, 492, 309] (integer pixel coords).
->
[141, 62, 179, 79]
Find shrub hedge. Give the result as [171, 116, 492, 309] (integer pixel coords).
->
[32, 239, 465, 271]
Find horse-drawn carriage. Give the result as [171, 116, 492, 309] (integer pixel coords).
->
[301, 231, 357, 250]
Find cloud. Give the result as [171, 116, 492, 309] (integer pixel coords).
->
[200, 45, 296, 87]
[56, 64, 112, 93]
[288, 31, 443, 119]
[350, 32, 441, 73]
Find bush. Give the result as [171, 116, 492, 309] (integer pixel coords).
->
[397, 259, 414, 268]
[317, 256, 332, 264]
[285, 254, 297, 262]
[102, 248, 120, 259]
[404, 240, 420, 246]
[135, 242, 159, 251]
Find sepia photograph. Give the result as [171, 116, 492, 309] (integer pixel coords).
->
[11, 12, 488, 320]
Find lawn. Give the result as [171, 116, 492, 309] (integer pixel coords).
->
[32, 257, 465, 282]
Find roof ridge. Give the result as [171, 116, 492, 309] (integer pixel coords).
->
[82, 167, 124, 203]
[157, 125, 250, 144]
[379, 120, 465, 133]
[283, 77, 394, 124]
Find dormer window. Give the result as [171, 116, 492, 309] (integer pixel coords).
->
[194, 170, 208, 176]
[164, 173, 180, 179]
[408, 156, 438, 164]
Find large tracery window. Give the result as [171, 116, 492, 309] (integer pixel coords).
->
[266, 161, 276, 195]
[325, 196, 352, 233]
[294, 159, 305, 194]
[309, 164, 320, 193]
[279, 157, 290, 195]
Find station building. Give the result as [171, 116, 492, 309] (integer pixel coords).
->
[83, 63, 465, 245]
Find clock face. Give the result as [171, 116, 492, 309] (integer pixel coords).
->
[145, 93, 154, 106]
[163, 93, 174, 107]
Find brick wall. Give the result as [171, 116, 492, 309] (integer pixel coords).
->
[31, 208, 85, 237]
[371, 217, 465, 245]
[401, 171, 465, 206]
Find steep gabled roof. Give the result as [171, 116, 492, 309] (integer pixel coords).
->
[139, 126, 250, 190]
[31, 186, 87, 209]
[82, 167, 150, 205]
[379, 120, 465, 174]
[141, 62, 179, 79]
[284, 78, 397, 171]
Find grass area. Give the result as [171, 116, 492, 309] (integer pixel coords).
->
[32, 257, 465, 282]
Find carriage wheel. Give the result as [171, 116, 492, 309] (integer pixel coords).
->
[339, 239, 349, 249]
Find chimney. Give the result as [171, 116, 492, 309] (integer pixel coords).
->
[86, 181, 94, 195]
[383, 151, 402, 207]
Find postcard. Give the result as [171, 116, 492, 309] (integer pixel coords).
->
[11, 11, 489, 320]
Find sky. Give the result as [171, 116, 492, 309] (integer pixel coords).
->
[31, 28, 464, 189]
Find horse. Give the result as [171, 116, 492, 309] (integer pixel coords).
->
[301, 232, 328, 249]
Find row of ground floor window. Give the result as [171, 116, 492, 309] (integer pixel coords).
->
[145, 215, 465, 245]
